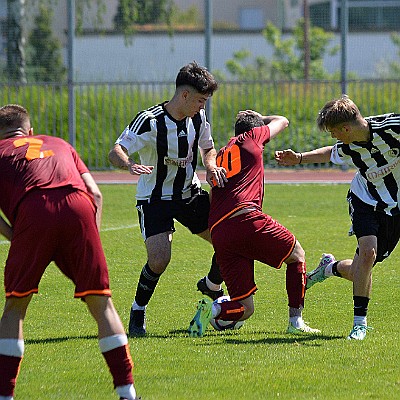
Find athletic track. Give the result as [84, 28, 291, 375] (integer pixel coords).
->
[92, 168, 356, 185]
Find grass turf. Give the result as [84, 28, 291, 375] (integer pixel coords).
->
[0, 184, 399, 399]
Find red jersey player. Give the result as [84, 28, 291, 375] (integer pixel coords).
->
[188, 110, 320, 337]
[0, 104, 139, 399]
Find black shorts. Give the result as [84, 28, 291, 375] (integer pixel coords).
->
[136, 187, 210, 240]
[348, 191, 400, 262]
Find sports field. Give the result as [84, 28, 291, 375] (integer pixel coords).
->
[0, 183, 399, 399]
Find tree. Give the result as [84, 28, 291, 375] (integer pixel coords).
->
[114, 0, 174, 33]
[224, 49, 271, 81]
[6, 0, 27, 83]
[264, 20, 339, 80]
[388, 33, 400, 77]
[220, 20, 339, 81]
[27, 4, 66, 82]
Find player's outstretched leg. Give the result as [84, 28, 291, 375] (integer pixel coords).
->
[188, 299, 212, 337]
[306, 253, 336, 289]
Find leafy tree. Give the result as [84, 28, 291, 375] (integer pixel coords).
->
[264, 19, 339, 80]
[225, 49, 271, 81]
[388, 32, 400, 77]
[114, 0, 174, 33]
[27, 5, 66, 82]
[220, 20, 339, 81]
[6, 0, 27, 83]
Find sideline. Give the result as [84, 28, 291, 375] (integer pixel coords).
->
[91, 168, 356, 185]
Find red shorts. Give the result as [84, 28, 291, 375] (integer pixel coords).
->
[211, 210, 295, 301]
[5, 188, 111, 298]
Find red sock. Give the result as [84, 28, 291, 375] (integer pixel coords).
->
[0, 354, 23, 397]
[218, 300, 244, 321]
[102, 344, 134, 388]
[286, 261, 306, 308]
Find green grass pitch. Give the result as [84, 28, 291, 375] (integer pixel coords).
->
[0, 184, 399, 399]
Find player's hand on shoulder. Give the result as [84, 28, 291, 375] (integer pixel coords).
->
[274, 149, 300, 166]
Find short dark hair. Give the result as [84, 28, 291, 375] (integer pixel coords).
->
[0, 104, 30, 133]
[234, 113, 265, 136]
[176, 61, 218, 95]
[317, 95, 362, 131]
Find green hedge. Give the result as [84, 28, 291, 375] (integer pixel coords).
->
[1, 80, 400, 169]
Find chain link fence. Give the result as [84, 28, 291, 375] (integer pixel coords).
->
[1, 1, 400, 169]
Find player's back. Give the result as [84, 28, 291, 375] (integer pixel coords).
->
[209, 126, 270, 229]
[0, 134, 88, 222]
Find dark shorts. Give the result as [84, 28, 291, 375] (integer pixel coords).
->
[136, 188, 210, 240]
[348, 191, 400, 262]
[5, 188, 111, 298]
[211, 210, 296, 301]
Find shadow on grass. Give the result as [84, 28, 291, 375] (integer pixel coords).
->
[25, 334, 97, 345]
[151, 328, 345, 345]
[220, 334, 344, 346]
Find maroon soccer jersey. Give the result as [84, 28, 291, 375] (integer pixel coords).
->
[0, 135, 89, 224]
[209, 125, 270, 231]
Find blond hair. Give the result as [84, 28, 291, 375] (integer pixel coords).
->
[317, 95, 362, 131]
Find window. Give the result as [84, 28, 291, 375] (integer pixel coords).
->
[310, 0, 400, 31]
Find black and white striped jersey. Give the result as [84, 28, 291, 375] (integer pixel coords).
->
[331, 113, 400, 215]
[115, 101, 214, 201]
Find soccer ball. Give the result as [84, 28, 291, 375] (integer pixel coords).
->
[209, 295, 245, 331]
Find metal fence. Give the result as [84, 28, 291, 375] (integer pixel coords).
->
[1, 78, 400, 170]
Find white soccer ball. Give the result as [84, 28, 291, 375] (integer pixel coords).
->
[209, 295, 245, 331]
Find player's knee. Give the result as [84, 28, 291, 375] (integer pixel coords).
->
[358, 245, 377, 267]
[286, 240, 305, 264]
[242, 303, 254, 320]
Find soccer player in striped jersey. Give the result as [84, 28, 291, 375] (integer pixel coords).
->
[275, 95, 400, 340]
[109, 62, 227, 337]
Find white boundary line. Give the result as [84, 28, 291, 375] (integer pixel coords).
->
[0, 224, 139, 246]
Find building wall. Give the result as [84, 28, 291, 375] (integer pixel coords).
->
[72, 31, 398, 82]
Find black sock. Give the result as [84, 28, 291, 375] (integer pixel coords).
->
[332, 261, 342, 277]
[207, 253, 223, 285]
[353, 295, 369, 317]
[134, 263, 161, 307]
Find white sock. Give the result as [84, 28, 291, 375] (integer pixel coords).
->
[354, 316, 367, 326]
[98, 334, 127, 353]
[289, 316, 304, 329]
[0, 396, 14, 400]
[116, 383, 137, 400]
[132, 301, 146, 311]
[0, 338, 24, 357]
[205, 276, 221, 291]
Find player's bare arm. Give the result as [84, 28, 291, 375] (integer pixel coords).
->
[201, 147, 227, 187]
[108, 143, 154, 175]
[275, 146, 333, 166]
[0, 213, 12, 241]
[264, 116, 289, 140]
[81, 172, 103, 230]
[236, 110, 289, 140]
